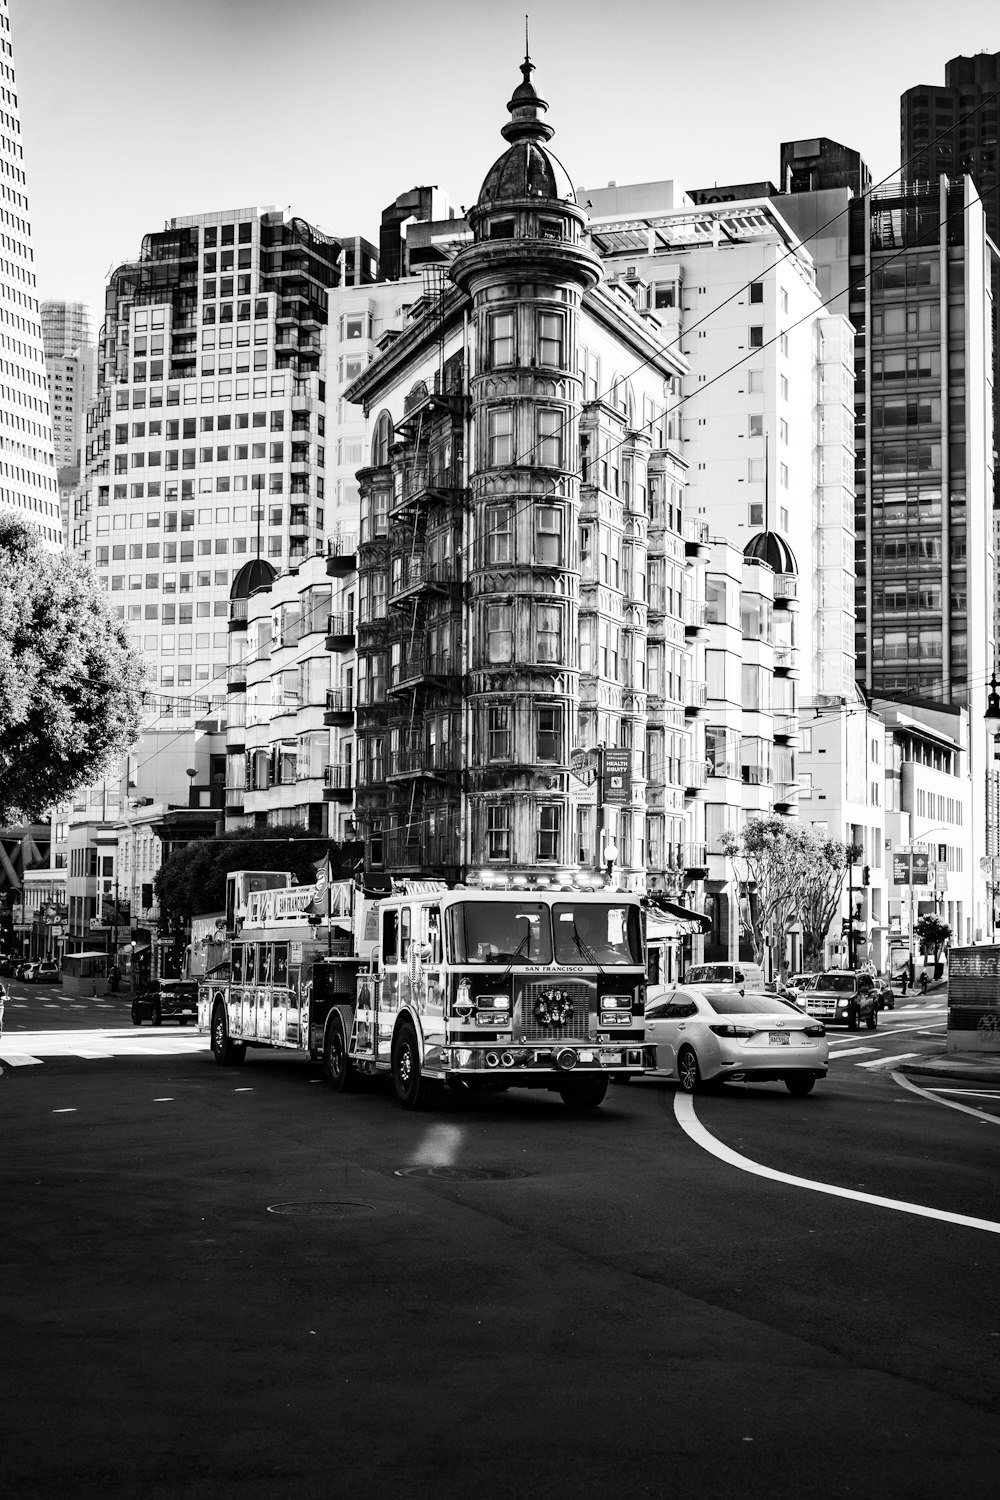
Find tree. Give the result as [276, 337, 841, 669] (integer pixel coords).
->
[0, 514, 147, 821]
[914, 913, 951, 968]
[797, 838, 859, 970]
[154, 826, 334, 926]
[721, 817, 819, 976]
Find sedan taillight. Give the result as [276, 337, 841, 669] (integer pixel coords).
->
[804, 1024, 826, 1037]
[708, 1024, 758, 1038]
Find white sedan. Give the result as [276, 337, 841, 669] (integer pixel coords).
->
[644, 987, 829, 1095]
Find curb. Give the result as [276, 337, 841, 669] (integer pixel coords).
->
[898, 1053, 1000, 1084]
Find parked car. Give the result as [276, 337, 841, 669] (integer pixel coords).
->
[34, 960, 61, 984]
[801, 970, 879, 1030]
[131, 980, 198, 1027]
[644, 987, 829, 1094]
[874, 978, 894, 1012]
[789, 972, 819, 993]
[16, 960, 39, 982]
[680, 962, 767, 998]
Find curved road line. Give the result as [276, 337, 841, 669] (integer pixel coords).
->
[673, 1091, 1000, 1236]
[891, 1069, 1000, 1124]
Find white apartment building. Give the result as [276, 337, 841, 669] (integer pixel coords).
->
[584, 183, 857, 714]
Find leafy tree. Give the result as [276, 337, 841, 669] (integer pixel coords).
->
[914, 913, 951, 965]
[798, 839, 858, 970]
[154, 826, 337, 926]
[721, 816, 819, 976]
[0, 514, 146, 821]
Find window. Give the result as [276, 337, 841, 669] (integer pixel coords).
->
[487, 407, 513, 467]
[537, 311, 564, 367]
[535, 603, 562, 662]
[537, 805, 561, 861]
[486, 603, 513, 663]
[537, 408, 562, 467]
[487, 804, 511, 860]
[485, 504, 513, 564]
[749, 281, 764, 304]
[748, 370, 764, 393]
[749, 414, 764, 437]
[537, 705, 561, 761]
[489, 311, 514, 367]
[749, 326, 764, 348]
[535, 505, 561, 565]
[488, 704, 513, 760]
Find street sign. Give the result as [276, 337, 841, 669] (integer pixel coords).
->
[599, 748, 632, 806]
[911, 852, 929, 886]
[892, 852, 911, 884]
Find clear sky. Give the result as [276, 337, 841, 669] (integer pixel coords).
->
[12, 0, 999, 315]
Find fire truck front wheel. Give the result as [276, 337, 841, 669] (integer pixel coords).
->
[211, 1003, 247, 1067]
[392, 1021, 443, 1111]
[557, 1073, 609, 1111]
[324, 1012, 357, 1093]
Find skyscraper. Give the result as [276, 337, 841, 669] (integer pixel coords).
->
[0, 0, 59, 547]
[76, 207, 376, 732]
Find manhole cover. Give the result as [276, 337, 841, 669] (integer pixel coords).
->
[393, 1166, 528, 1181]
[266, 1200, 376, 1217]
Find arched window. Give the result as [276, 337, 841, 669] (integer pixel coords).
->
[371, 409, 393, 467]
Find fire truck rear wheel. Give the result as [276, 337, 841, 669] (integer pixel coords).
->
[324, 1013, 357, 1092]
[211, 1003, 247, 1067]
[392, 1021, 442, 1111]
[557, 1073, 609, 1111]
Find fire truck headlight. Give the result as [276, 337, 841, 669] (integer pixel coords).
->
[454, 979, 474, 1018]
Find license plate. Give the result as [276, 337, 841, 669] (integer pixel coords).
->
[768, 1031, 790, 1045]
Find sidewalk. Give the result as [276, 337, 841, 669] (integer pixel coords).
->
[895, 977, 1000, 1082]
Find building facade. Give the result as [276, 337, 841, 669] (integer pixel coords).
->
[0, 0, 59, 546]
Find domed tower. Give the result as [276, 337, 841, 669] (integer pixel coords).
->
[451, 53, 603, 878]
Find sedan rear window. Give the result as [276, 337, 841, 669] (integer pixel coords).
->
[707, 993, 803, 1016]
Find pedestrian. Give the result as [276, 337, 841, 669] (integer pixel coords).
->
[899, 968, 909, 996]
[0, 979, 6, 1038]
[919, 970, 929, 994]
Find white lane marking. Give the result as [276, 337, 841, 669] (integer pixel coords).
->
[927, 1088, 1000, 1100]
[153, 1097, 174, 1102]
[891, 1071, 1000, 1126]
[829, 1046, 879, 1058]
[0, 1053, 41, 1067]
[673, 1091, 1000, 1235]
[52, 1108, 77, 1114]
[858, 1053, 920, 1070]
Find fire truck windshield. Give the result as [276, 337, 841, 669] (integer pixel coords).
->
[552, 902, 643, 966]
[448, 901, 552, 965]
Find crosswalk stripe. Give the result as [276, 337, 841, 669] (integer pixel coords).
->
[858, 1052, 921, 1069]
[829, 1046, 879, 1058]
[0, 1053, 42, 1066]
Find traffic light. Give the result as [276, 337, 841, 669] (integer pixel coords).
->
[861, 866, 870, 886]
[841, 918, 851, 935]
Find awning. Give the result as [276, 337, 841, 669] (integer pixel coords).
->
[643, 896, 713, 938]
[64, 950, 108, 962]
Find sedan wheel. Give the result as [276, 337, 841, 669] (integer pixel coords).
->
[865, 1005, 878, 1031]
[785, 1074, 816, 1096]
[677, 1045, 702, 1093]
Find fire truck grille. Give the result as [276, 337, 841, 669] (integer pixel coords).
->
[513, 979, 596, 1043]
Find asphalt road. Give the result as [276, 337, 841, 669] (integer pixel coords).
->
[1, 986, 998, 1500]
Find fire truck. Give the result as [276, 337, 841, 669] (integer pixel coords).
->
[197, 870, 653, 1110]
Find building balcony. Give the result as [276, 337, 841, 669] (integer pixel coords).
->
[325, 612, 355, 651]
[388, 553, 462, 605]
[229, 598, 248, 630]
[683, 679, 707, 716]
[227, 662, 247, 692]
[773, 647, 798, 677]
[773, 715, 799, 742]
[683, 759, 709, 794]
[387, 649, 461, 693]
[326, 532, 358, 575]
[773, 574, 798, 608]
[224, 787, 245, 810]
[684, 518, 711, 560]
[323, 764, 353, 802]
[683, 600, 709, 638]
[679, 841, 709, 876]
[324, 687, 354, 727]
[773, 779, 799, 809]
[387, 744, 463, 780]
